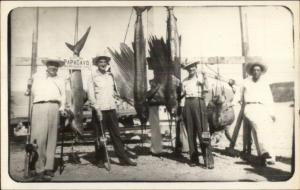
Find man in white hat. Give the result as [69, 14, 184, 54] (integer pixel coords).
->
[242, 56, 276, 166]
[26, 59, 67, 180]
[181, 60, 214, 169]
[87, 55, 137, 167]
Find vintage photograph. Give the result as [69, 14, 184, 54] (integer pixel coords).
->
[2, 1, 298, 187]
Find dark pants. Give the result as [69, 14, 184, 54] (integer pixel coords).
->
[183, 98, 213, 164]
[93, 109, 129, 162]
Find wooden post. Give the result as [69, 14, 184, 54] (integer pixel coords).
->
[239, 7, 252, 155]
[225, 7, 252, 157]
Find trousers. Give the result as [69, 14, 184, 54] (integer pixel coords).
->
[244, 104, 275, 157]
[30, 102, 59, 173]
[183, 98, 212, 163]
[149, 106, 163, 154]
[93, 109, 129, 162]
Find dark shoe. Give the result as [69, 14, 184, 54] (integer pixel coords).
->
[189, 162, 200, 167]
[126, 151, 138, 159]
[32, 173, 51, 182]
[150, 152, 163, 158]
[260, 152, 272, 166]
[44, 170, 55, 177]
[262, 152, 271, 159]
[96, 160, 105, 168]
[119, 158, 137, 166]
[266, 158, 276, 165]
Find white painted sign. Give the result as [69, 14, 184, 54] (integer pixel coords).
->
[63, 57, 91, 69]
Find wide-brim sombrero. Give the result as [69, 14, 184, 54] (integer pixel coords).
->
[42, 58, 65, 67]
[92, 56, 111, 65]
[245, 56, 267, 75]
[181, 59, 200, 70]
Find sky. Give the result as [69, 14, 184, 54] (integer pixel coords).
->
[10, 6, 295, 93]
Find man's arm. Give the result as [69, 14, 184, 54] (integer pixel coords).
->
[87, 74, 103, 120]
[87, 75, 97, 107]
[59, 78, 67, 111]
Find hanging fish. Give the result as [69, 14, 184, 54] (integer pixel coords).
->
[107, 43, 135, 105]
[64, 26, 91, 136]
[166, 6, 181, 78]
[133, 6, 151, 125]
[165, 6, 181, 116]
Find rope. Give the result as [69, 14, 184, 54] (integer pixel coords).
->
[123, 8, 134, 43]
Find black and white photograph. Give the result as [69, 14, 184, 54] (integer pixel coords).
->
[1, 1, 299, 189]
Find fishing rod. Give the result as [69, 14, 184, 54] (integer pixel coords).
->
[90, 69, 111, 171]
[196, 72, 210, 169]
[24, 8, 39, 179]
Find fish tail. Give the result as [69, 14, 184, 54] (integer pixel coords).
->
[133, 6, 151, 15]
[65, 42, 75, 52]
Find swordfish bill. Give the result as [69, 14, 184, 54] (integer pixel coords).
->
[133, 6, 151, 124]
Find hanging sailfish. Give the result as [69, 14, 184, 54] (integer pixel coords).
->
[65, 25, 91, 135]
[108, 43, 135, 105]
[133, 6, 151, 126]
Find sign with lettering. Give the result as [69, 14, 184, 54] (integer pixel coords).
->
[63, 57, 91, 69]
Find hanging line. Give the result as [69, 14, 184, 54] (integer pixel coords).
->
[123, 8, 134, 43]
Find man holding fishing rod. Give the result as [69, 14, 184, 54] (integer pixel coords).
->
[87, 55, 137, 168]
[25, 59, 68, 181]
[181, 60, 214, 169]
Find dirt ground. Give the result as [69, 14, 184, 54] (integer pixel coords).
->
[8, 102, 294, 182]
[9, 129, 293, 182]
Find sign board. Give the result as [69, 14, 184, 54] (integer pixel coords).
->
[14, 57, 92, 70]
[182, 56, 246, 65]
[63, 57, 91, 70]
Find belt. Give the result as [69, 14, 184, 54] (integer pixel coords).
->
[246, 102, 262, 104]
[185, 97, 204, 100]
[34, 100, 60, 104]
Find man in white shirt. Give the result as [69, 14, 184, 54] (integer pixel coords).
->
[26, 59, 67, 180]
[242, 57, 276, 166]
[87, 55, 137, 167]
[181, 61, 214, 169]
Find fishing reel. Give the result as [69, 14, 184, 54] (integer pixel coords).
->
[201, 132, 211, 145]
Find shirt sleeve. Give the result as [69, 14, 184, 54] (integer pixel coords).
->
[202, 74, 209, 92]
[59, 78, 67, 110]
[264, 80, 275, 117]
[181, 79, 187, 98]
[87, 74, 97, 107]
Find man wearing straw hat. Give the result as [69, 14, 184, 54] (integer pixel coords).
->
[87, 55, 137, 167]
[242, 56, 276, 166]
[26, 58, 67, 180]
[181, 60, 214, 169]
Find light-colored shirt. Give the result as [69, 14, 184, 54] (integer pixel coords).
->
[31, 72, 66, 109]
[242, 75, 274, 116]
[87, 70, 117, 111]
[182, 74, 209, 98]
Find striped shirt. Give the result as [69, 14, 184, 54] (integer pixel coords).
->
[182, 74, 209, 98]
